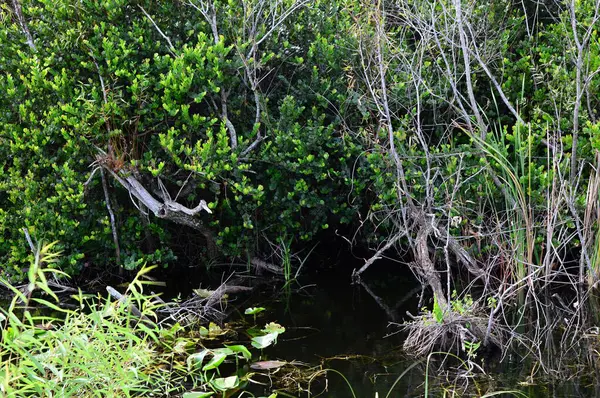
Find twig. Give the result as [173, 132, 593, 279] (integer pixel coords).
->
[106, 286, 152, 323]
[101, 168, 121, 267]
[353, 231, 405, 278]
[22, 227, 35, 253]
[138, 5, 176, 56]
[11, 0, 36, 51]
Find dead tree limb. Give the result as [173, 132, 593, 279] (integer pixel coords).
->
[251, 257, 284, 275]
[101, 168, 121, 267]
[565, 0, 600, 182]
[11, 0, 36, 51]
[205, 284, 253, 309]
[138, 5, 176, 56]
[353, 231, 405, 278]
[106, 286, 152, 324]
[415, 215, 448, 310]
[100, 163, 217, 257]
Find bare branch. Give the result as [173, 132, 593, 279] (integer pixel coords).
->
[453, 0, 487, 137]
[138, 5, 176, 56]
[101, 168, 121, 267]
[22, 227, 35, 253]
[11, 0, 36, 51]
[353, 231, 406, 278]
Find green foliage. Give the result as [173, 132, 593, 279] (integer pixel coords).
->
[432, 296, 445, 324]
[251, 322, 286, 349]
[0, 0, 363, 279]
[450, 291, 475, 316]
[0, 251, 286, 396]
[463, 340, 481, 360]
[3, 0, 600, 293]
[244, 307, 266, 316]
[0, 253, 166, 396]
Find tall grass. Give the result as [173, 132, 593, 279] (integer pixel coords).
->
[0, 242, 280, 397]
[0, 243, 169, 396]
[471, 123, 535, 285]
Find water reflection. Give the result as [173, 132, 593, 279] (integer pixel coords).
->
[234, 268, 600, 397]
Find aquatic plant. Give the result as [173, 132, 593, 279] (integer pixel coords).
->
[0, 246, 288, 397]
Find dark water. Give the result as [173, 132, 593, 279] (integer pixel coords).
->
[6, 256, 600, 397]
[238, 268, 419, 397]
[211, 265, 600, 398]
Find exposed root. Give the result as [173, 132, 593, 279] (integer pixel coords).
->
[402, 306, 503, 358]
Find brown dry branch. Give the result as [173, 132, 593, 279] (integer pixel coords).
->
[402, 301, 502, 358]
[157, 277, 254, 326]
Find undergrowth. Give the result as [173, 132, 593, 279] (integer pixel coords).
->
[0, 242, 284, 397]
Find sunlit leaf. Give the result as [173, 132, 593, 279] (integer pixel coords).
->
[251, 333, 278, 349]
[210, 375, 239, 391]
[202, 352, 227, 371]
[262, 322, 285, 335]
[182, 392, 213, 398]
[244, 307, 265, 315]
[199, 326, 209, 337]
[225, 344, 252, 360]
[187, 350, 210, 371]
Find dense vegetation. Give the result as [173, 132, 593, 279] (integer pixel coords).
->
[0, 0, 364, 278]
[2, 0, 599, 281]
[2, 0, 600, 394]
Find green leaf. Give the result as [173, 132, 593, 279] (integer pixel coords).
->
[225, 344, 252, 360]
[187, 350, 210, 371]
[244, 307, 265, 315]
[202, 352, 227, 371]
[210, 375, 239, 391]
[208, 322, 222, 335]
[182, 392, 213, 398]
[30, 298, 72, 314]
[432, 296, 444, 324]
[261, 322, 285, 335]
[251, 332, 278, 349]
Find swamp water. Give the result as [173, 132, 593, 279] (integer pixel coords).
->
[164, 261, 600, 397]
[4, 261, 600, 397]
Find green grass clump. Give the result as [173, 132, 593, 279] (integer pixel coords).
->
[0, 242, 283, 397]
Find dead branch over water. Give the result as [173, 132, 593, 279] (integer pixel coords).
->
[347, 0, 600, 371]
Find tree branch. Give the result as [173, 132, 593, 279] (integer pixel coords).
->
[101, 168, 121, 267]
[11, 0, 36, 51]
[138, 5, 176, 56]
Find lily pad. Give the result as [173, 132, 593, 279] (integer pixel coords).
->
[244, 307, 265, 315]
[250, 360, 287, 370]
[251, 332, 278, 349]
[210, 375, 239, 391]
[262, 322, 285, 335]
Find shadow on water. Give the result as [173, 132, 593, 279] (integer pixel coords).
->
[203, 259, 600, 397]
[8, 247, 600, 397]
